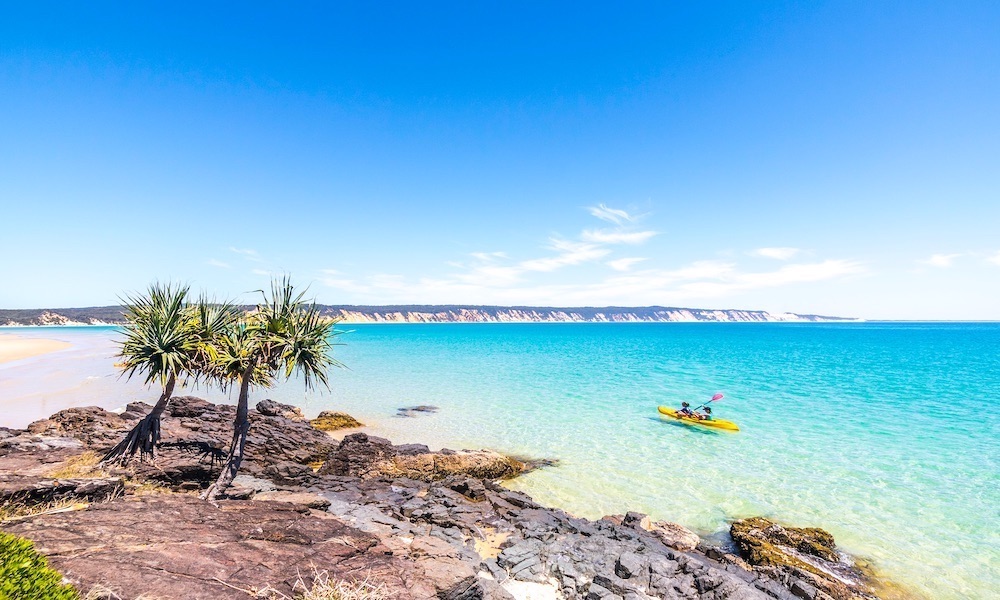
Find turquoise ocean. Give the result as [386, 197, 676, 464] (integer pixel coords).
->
[2, 322, 998, 598]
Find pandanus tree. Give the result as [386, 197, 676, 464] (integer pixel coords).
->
[103, 285, 240, 464]
[102, 283, 192, 464]
[203, 277, 340, 500]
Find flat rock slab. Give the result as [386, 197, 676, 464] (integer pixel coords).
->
[2, 495, 420, 599]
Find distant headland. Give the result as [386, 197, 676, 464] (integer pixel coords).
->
[0, 304, 855, 326]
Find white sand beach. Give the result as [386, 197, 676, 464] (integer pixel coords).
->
[0, 334, 71, 364]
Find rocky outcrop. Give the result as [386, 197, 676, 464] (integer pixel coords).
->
[2, 400, 895, 600]
[318, 433, 525, 481]
[2, 495, 424, 599]
[730, 517, 879, 600]
[24, 396, 338, 488]
[0, 476, 123, 506]
[603, 511, 702, 551]
[309, 410, 363, 431]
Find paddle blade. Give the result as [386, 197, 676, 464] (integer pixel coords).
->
[711, 393, 724, 401]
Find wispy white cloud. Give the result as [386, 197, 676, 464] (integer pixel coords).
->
[607, 257, 648, 272]
[986, 251, 1000, 266]
[207, 259, 231, 269]
[751, 247, 801, 260]
[519, 239, 610, 273]
[581, 229, 658, 245]
[470, 251, 508, 261]
[251, 268, 272, 276]
[319, 257, 865, 306]
[588, 204, 635, 225]
[230, 247, 264, 263]
[316, 206, 864, 307]
[920, 253, 963, 268]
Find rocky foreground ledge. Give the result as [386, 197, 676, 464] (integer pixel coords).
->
[0, 397, 893, 600]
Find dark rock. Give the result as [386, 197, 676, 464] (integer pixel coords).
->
[791, 578, 819, 599]
[166, 396, 214, 418]
[396, 405, 440, 418]
[26, 407, 127, 449]
[255, 399, 305, 420]
[448, 477, 488, 501]
[0, 475, 124, 505]
[615, 552, 644, 579]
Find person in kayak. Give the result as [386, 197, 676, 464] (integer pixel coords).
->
[696, 406, 714, 421]
[677, 402, 695, 417]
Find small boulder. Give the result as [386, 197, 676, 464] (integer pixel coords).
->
[256, 399, 305, 421]
[310, 411, 363, 431]
[648, 520, 700, 551]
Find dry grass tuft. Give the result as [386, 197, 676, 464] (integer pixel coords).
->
[222, 567, 390, 599]
[292, 569, 389, 600]
[84, 583, 163, 600]
[0, 498, 89, 523]
[123, 479, 173, 496]
[45, 451, 109, 479]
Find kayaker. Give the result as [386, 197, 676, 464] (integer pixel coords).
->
[677, 402, 694, 417]
[697, 406, 714, 421]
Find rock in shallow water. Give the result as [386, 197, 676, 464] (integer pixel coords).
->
[309, 410, 364, 431]
[731, 517, 879, 600]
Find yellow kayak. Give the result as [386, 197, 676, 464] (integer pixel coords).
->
[658, 406, 740, 431]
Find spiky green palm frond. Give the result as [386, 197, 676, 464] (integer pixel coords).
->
[187, 295, 242, 383]
[252, 278, 342, 391]
[209, 322, 275, 390]
[280, 301, 343, 391]
[116, 283, 196, 386]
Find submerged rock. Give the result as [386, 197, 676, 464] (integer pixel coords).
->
[396, 405, 439, 417]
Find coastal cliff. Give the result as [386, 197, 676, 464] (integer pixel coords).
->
[0, 305, 854, 326]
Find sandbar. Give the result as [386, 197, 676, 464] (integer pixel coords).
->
[0, 334, 72, 364]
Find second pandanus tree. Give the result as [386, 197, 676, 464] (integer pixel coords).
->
[203, 278, 341, 500]
[102, 284, 239, 465]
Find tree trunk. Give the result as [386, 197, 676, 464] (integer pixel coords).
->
[203, 365, 254, 500]
[101, 374, 176, 465]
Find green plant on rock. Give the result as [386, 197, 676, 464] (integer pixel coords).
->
[0, 531, 78, 600]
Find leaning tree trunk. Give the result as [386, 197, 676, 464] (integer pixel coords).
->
[203, 366, 254, 500]
[101, 374, 177, 465]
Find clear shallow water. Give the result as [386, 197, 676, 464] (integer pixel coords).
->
[2, 323, 998, 598]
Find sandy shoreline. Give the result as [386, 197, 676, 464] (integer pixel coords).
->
[0, 334, 72, 364]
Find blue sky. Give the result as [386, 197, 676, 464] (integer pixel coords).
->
[1, 2, 998, 319]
